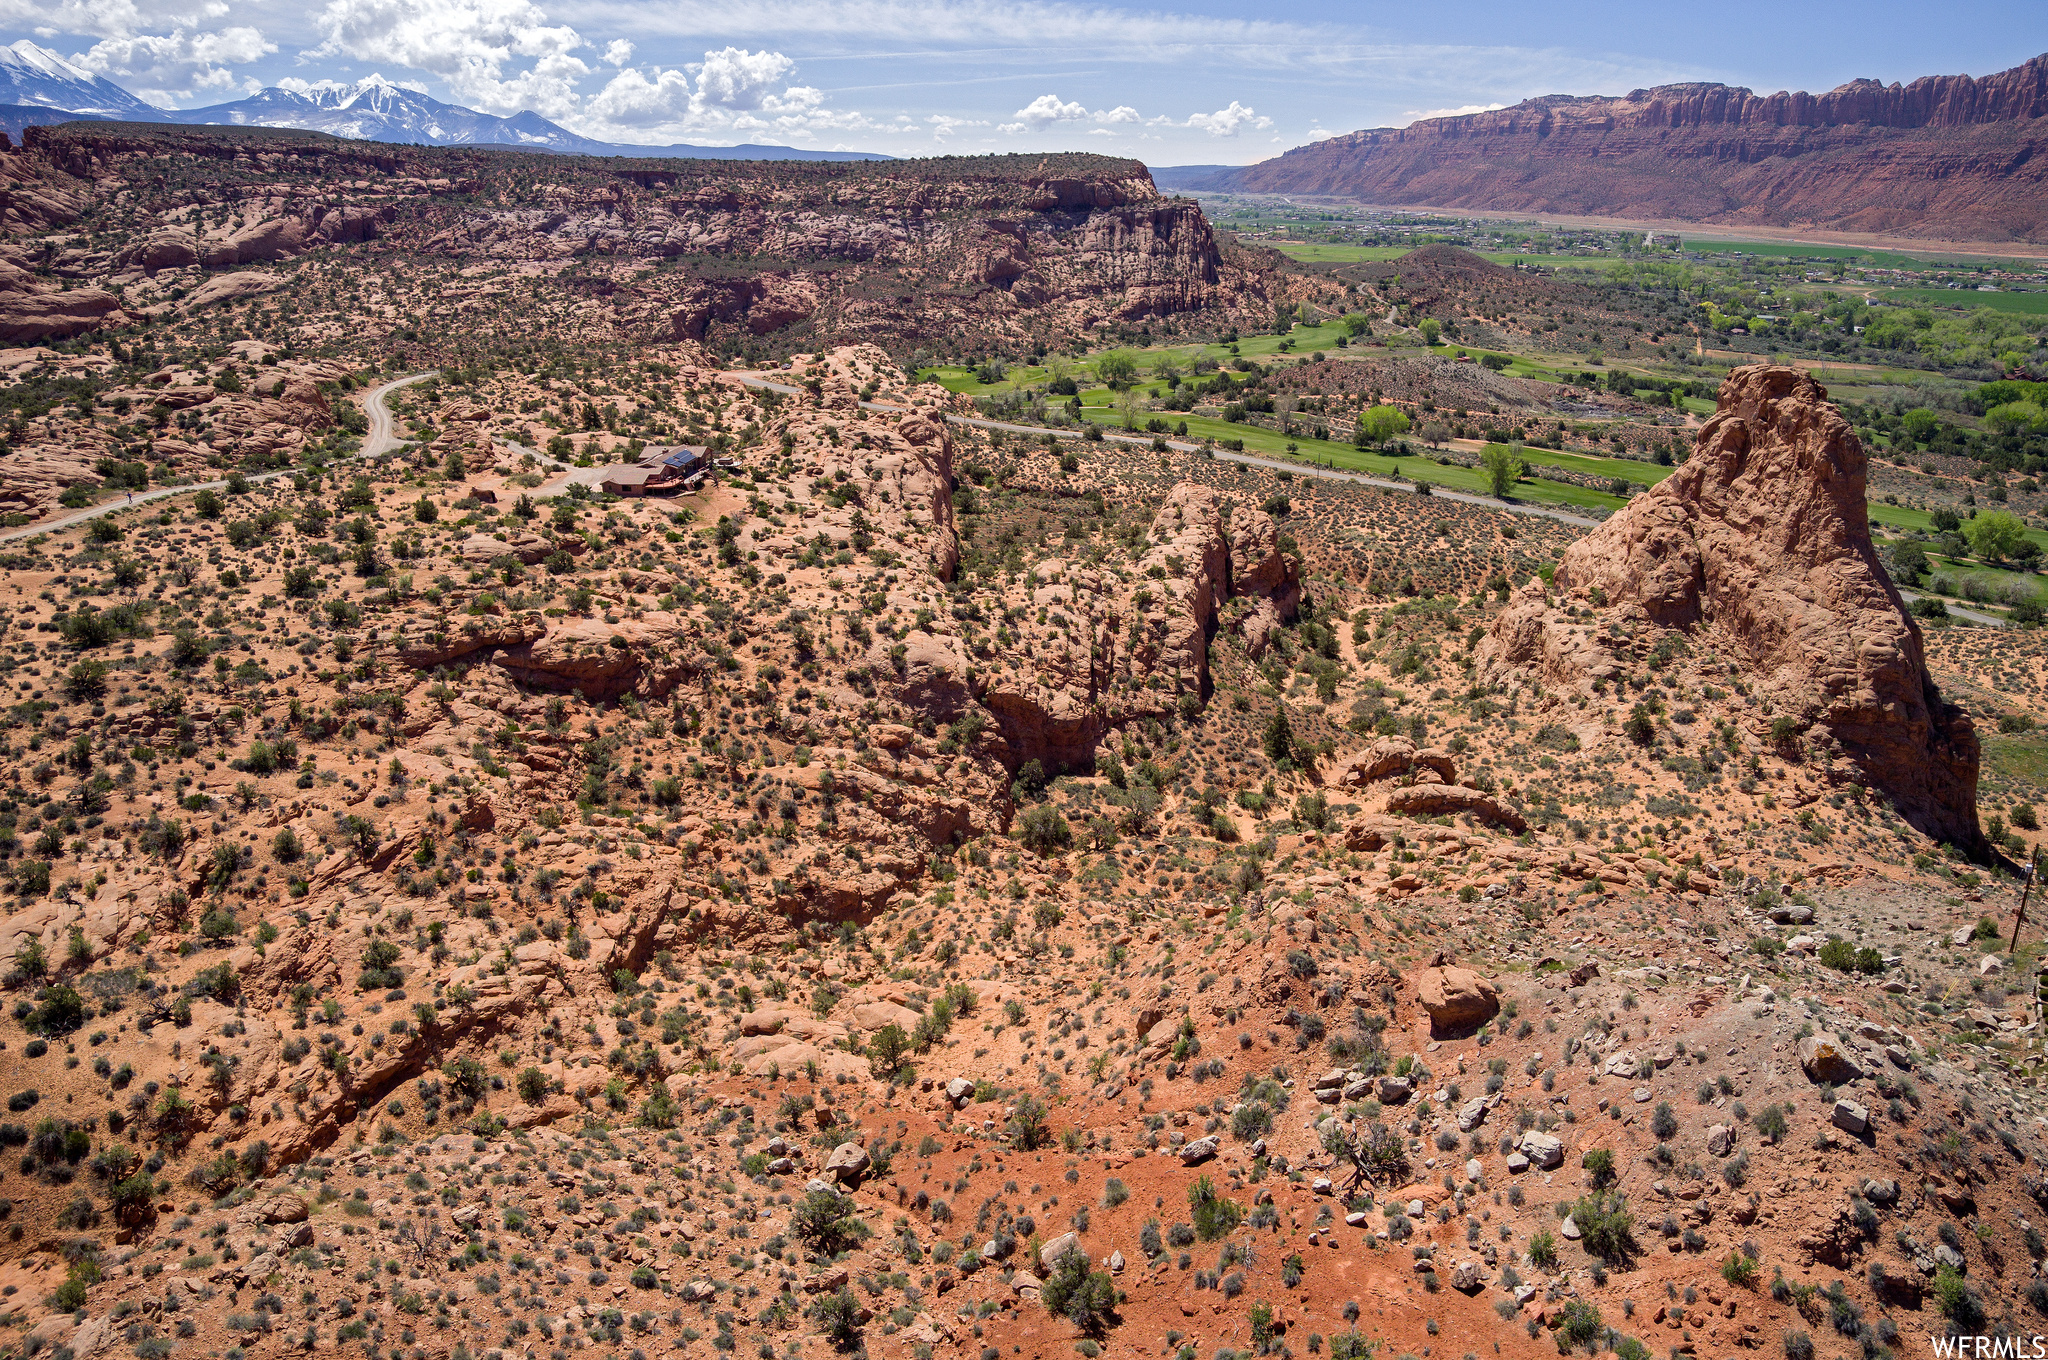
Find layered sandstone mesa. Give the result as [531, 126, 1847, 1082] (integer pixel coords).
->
[1484, 364, 1979, 846]
[1208, 52, 2048, 242]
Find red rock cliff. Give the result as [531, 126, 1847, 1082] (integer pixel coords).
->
[1222, 53, 2048, 242]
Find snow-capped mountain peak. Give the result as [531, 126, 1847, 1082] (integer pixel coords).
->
[0, 39, 155, 116]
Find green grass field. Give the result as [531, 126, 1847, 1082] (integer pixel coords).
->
[1676, 239, 1970, 270]
[1510, 446, 1672, 486]
[1267, 241, 1637, 273]
[1872, 287, 2048, 315]
[1264, 244, 1413, 263]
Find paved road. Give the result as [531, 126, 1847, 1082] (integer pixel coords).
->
[726, 370, 1600, 529]
[1897, 588, 2006, 628]
[0, 370, 438, 544]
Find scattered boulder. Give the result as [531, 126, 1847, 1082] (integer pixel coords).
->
[1038, 1231, 1084, 1274]
[236, 1192, 309, 1225]
[824, 1142, 870, 1185]
[1180, 1135, 1220, 1166]
[1518, 1132, 1564, 1169]
[0, 259, 123, 342]
[803, 1269, 849, 1295]
[1415, 965, 1500, 1034]
[1706, 1125, 1735, 1158]
[1797, 1032, 1863, 1085]
[1383, 782, 1527, 832]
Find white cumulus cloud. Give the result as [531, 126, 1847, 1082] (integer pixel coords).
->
[999, 93, 1147, 135]
[572, 45, 835, 144]
[1398, 101, 1504, 124]
[689, 45, 791, 110]
[1183, 99, 1270, 136]
[585, 64, 690, 125]
[310, 0, 588, 116]
[601, 37, 631, 65]
[0, 0, 142, 40]
[71, 23, 275, 100]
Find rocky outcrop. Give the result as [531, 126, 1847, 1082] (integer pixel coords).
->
[492, 614, 697, 701]
[0, 258, 123, 342]
[964, 482, 1309, 776]
[1326, 735, 1457, 789]
[1226, 502, 1303, 656]
[1415, 965, 1501, 1034]
[1383, 782, 1527, 833]
[412, 153, 1274, 347]
[1482, 365, 1979, 847]
[1210, 54, 2048, 242]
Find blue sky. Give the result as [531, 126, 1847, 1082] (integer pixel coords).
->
[4, 0, 2040, 159]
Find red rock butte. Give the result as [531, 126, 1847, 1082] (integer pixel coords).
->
[1484, 364, 1980, 848]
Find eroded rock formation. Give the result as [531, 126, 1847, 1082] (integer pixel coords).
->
[1483, 364, 1979, 845]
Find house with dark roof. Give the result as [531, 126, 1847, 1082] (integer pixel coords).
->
[594, 445, 710, 497]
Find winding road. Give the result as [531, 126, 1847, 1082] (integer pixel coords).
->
[0, 370, 438, 545]
[726, 370, 1605, 530]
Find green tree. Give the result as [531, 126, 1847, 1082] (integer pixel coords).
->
[1018, 804, 1071, 855]
[1189, 1175, 1243, 1240]
[65, 660, 108, 701]
[867, 1023, 911, 1079]
[1480, 443, 1525, 499]
[1095, 351, 1138, 390]
[809, 1286, 862, 1350]
[1964, 509, 2028, 563]
[1418, 318, 1442, 345]
[1900, 407, 1941, 445]
[1355, 405, 1411, 448]
[1263, 705, 1294, 762]
[1567, 1191, 1637, 1264]
[1557, 1299, 1603, 1350]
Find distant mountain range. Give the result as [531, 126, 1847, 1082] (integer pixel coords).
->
[1151, 52, 2048, 244]
[0, 40, 889, 161]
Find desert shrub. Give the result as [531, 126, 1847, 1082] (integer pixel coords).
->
[792, 1190, 869, 1260]
[1568, 1192, 1636, 1264]
[1040, 1249, 1118, 1334]
[1189, 1176, 1242, 1241]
